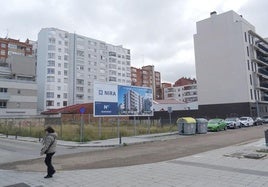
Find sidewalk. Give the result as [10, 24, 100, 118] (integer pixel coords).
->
[0, 131, 180, 147]
[0, 138, 267, 186]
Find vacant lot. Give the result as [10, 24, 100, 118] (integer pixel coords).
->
[0, 125, 267, 171]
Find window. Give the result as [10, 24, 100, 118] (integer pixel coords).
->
[0, 50, 5, 55]
[250, 89, 253, 100]
[63, 93, 68, 99]
[76, 94, 84, 99]
[58, 56, 61, 60]
[48, 53, 55, 59]
[77, 79, 84, 85]
[0, 88, 8, 92]
[250, 74, 252, 85]
[57, 94, 61, 98]
[47, 76, 55, 82]
[64, 63, 68, 68]
[64, 70, 68, 76]
[63, 101, 67, 106]
[0, 101, 7, 108]
[244, 32, 247, 42]
[48, 45, 55, 50]
[48, 60, 55, 67]
[46, 92, 54, 98]
[247, 46, 249, 57]
[48, 38, 56, 44]
[17, 89, 21, 94]
[77, 50, 84, 57]
[64, 55, 68, 61]
[58, 48, 62, 53]
[46, 100, 54, 106]
[247, 60, 250, 70]
[1, 43, 6, 48]
[77, 87, 84, 92]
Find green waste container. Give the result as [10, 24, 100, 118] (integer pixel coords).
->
[196, 118, 208, 134]
[177, 117, 196, 135]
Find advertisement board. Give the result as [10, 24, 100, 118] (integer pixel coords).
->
[94, 82, 153, 117]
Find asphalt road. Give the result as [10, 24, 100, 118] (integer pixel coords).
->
[0, 138, 106, 164]
[0, 125, 267, 171]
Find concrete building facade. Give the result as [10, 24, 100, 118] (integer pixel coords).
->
[37, 28, 131, 112]
[194, 10, 268, 117]
[131, 65, 162, 100]
[0, 38, 37, 116]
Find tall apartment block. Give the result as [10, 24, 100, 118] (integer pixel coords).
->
[0, 38, 37, 116]
[194, 10, 268, 117]
[37, 28, 131, 112]
[131, 65, 162, 100]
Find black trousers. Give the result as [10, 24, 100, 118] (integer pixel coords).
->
[45, 152, 55, 176]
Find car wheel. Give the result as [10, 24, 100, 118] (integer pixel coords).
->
[234, 124, 237, 129]
[216, 128, 220, 132]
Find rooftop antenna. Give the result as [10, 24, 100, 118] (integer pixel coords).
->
[5, 29, 9, 39]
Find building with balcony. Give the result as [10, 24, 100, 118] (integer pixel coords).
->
[131, 65, 162, 100]
[194, 10, 268, 117]
[37, 28, 131, 112]
[0, 38, 37, 116]
[164, 84, 198, 103]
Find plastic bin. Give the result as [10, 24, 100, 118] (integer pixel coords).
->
[196, 118, 208, 134]
[177, 117, 196, 135]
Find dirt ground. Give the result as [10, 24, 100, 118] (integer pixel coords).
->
[1, 125, 267, 172]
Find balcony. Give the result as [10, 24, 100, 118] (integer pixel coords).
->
[258, 68, 268, 77]
[0, 92, 10, 100]
[258, 44, 268, 53]
[260, 82, 268, 89]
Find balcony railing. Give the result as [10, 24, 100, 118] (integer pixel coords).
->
[258, 68, 268, 77]
[260, 83, 268, 89]
[258, 44, 268, 53]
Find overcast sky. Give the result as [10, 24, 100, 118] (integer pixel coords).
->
[1, 0, 268, 83]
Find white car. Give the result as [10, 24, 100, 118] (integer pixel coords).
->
[239, 117, 254, 127]
[225, 117, 241, 129]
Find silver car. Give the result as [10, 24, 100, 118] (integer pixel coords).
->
[225, 117, 241, 129]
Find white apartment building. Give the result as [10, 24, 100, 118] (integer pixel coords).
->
[164, 84, 198, 103]
[194, 10, 268, 117]
[37, 28, 131, 112]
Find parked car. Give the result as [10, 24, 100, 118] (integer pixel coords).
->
[207, 118, 227, 131]
[253, 117, 263, 126]
[239, 117, 254, 127]
[262, 116, 268, 124]
[225, 117, 241, 129]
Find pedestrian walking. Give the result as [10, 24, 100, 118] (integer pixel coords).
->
[40, 126, 57, 178]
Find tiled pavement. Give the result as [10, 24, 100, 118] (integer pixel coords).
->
[0, 138, 267, 187]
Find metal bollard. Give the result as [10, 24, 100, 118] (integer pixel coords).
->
[265, 129, 268, 146]
[119, 132, 122, 145]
